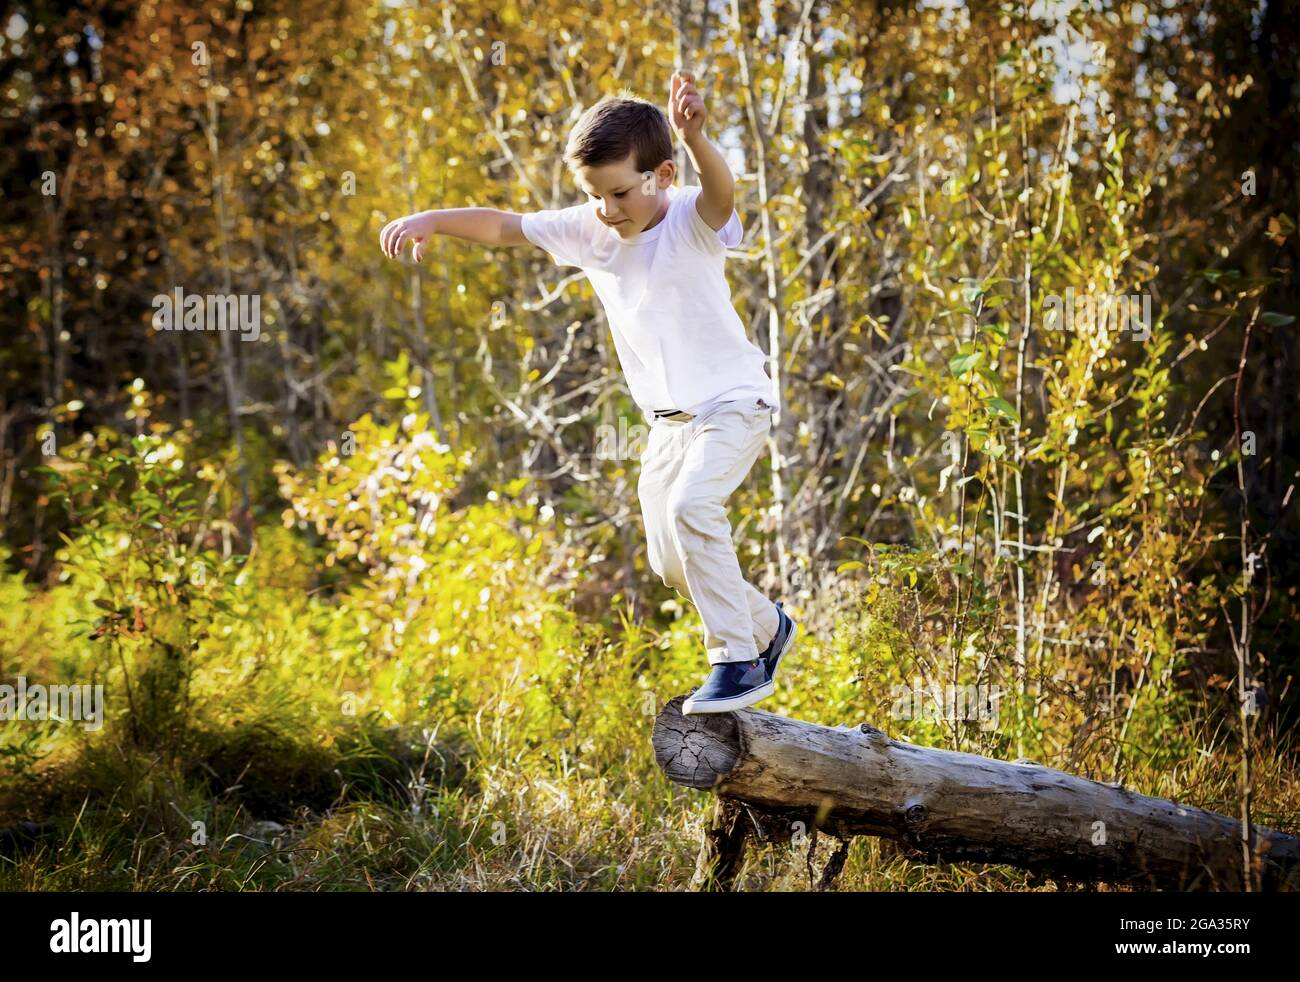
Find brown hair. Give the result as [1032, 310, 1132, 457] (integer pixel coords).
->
[563, 92, 673, 176]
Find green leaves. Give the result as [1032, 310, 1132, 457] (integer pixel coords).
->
[983, 397, 1020, 425]
[1196, 268, 1240, 285]
[949, 349, 984, 377]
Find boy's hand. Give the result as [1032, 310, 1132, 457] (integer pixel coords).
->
[380, 210, 439, 263]
[668, 70, 707, 142]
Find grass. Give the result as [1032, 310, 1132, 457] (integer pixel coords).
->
[4, 585, 1295, 891]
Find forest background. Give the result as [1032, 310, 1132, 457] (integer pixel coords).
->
[0, 0, 1297, 890]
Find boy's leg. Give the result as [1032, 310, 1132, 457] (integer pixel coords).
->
[742, 578, 781, 651]
[663, 400, 778, 664]
[639, 405, 780, 655]
[638, 418, 690, 595]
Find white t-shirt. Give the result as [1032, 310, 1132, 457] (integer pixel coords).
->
[520, 183, 776, 420]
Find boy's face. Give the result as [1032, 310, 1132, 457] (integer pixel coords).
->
[576, 154, 674, 237]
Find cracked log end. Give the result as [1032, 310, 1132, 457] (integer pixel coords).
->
[652, 695, 742, 789]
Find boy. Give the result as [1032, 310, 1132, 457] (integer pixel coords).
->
[379, 71, 797, 714]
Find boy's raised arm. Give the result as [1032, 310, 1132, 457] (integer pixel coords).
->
[380, 208, 529, 263]
[668, 69, 735, 232]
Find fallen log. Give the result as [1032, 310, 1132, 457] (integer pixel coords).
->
[653, 695, 1300, 891]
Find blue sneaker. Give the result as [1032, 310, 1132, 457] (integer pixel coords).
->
[759, 601, 798, 682]
[682, 657, 774, 715]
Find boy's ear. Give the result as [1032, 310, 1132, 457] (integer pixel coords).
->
[640, 161, 675, 197]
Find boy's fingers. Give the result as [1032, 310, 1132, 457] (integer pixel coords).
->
[382, 221, 402, 257]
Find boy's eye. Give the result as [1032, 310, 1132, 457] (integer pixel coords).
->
[614, 191, 627, 198]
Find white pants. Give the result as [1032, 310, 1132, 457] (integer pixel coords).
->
[637, 397, 780, 665]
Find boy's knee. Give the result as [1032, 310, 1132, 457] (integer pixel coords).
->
[646, 539, 682, 585]
[666, 491, 723, 541]
[662, 570, 688, 595]
[647, 551, 686, 595]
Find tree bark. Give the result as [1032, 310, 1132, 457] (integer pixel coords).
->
[730, 0, 791, 595]
[653, 695, 1300, 891]
[689, 796, 749, 892]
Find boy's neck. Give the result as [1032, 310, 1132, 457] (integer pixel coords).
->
[641, 189, 671, 232]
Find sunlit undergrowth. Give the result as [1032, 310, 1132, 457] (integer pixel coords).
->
[1, 394, 1295, 891]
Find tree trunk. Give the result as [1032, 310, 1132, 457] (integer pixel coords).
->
[653, 695, 1300, 891]
[689, 796, 749, 892]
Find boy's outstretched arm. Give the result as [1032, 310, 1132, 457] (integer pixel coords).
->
[379, 208, 528, 263]
[669, 69, 735, 232]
